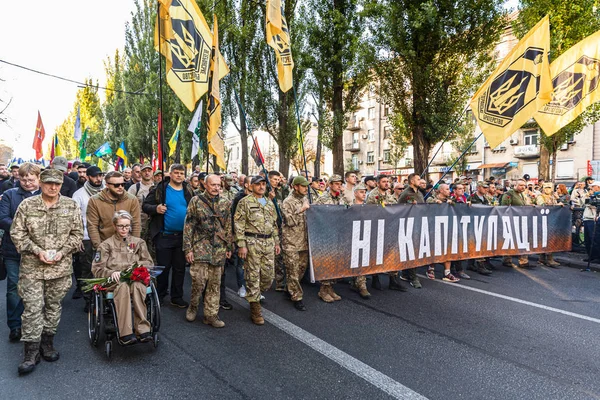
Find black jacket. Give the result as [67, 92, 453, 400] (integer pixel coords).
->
[143, 177, 194, 241]
[1, 177, 19, 194]
[60, 174, 77, 198]
[0, 187, 41, 260]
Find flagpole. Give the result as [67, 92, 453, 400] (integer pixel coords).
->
[157, 1, 166, 176]
[292, 83, 312, 203]
[420, 106, 469, 178]
[425, 132, 483, 199]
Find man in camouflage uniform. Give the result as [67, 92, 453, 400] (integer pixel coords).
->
[183, 174, 232, 328]
[282, 176, 310, 311]
[267, 170, 286, 292]
[315, 174, 349, 302]
[366, 175, 407, 291]
[397, 173, 424, 289]
[234, 176, 280, 325]
[350, 183, 371, 299]
[501, 179, 532, 268]
[221, 174, 238, 202]
[10, 169, 84, 375]
[467, 182, 494, 275]
[535, 182, 562, 268]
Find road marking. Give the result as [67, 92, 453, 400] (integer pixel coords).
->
[418, 274, 600, 324]
[226, 288, 428, 400]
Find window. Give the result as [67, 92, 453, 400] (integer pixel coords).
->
[352, 132, 359, 148]
[383, 149, 390, 163]
[367, 151, 375, 164]
[556, 159, 574, 178]
[383, 126, 391, 139]
[368, 107, 375, 120]
[383, 105, 390, 117]
[368, 84, 376, 98]
[368, 129, 375, 142]
[523, 130, 539, 145]
[352, 154, 359, 170]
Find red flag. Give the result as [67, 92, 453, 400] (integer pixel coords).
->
[152, 151, 157, 171]
[250, 136, 265, 166]
[157, 109, 164, 170]
[50, 134, 55, 161]
[32, 111, 45, 160]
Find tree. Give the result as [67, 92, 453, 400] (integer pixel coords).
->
[364, 0, 506, 174]
[305, 0, 370, 176]
[516, 0, 600, 181]
[0, 143, 13, 164]
[448, 117, 477, 177]
[386, 111, 411, 172]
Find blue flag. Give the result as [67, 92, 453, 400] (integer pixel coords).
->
[94, 142, 112, 157]
[74, 106, 82, 142]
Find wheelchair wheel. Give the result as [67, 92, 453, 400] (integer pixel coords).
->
[149, 281, 161, 333]
[153, 333, 159, 349]
[105, 340, 112, 360]
[88, 291, 102, 347]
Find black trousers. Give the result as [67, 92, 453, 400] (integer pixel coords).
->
[73, 240, 94, 299]
[154, 233, 186, 300]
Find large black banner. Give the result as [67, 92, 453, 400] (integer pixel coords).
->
[306, 203, 572, 281]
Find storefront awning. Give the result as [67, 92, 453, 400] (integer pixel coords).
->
[478, 163, 508, 169]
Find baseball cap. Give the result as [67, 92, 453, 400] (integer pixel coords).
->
[251, 175, 266, 185]
[141, 164, 152, 171]
[477, 181, 489, 188]
[223, 174, 234, 182]
[86, 166, 103, 177]
[9, 164, 19, 170]
[542, 182, 554, 189]
[329, 174, 343, 183]
[52, 156, 69, 172]
[154, 170, 163, 177]
[364, 175, 375, 184]
[40, 169, 64, 184]
[354, 182, 367, 192]
[591, 181, 600, 187]
[292, 176, 309, 186]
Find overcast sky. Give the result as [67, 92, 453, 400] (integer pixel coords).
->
[0, 0, 519, 161]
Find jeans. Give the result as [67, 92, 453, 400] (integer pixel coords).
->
[154, 233, 186, 300]
[5, 258, 24, 330]
[584, 220, 596, 257]
[230, 247, 245, 289]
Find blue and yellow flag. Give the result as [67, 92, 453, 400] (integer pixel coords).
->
[266, 0, 294, 92]
[535, 29, 600, 136]
[169, 117, 181, 157]
[116, 141, 128, 167]
[470, 16, 552, 149]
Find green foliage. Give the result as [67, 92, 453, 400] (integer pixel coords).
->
[448, 116, 477, 176]
[363, 0, 506, 173]
[386, 111, 410, 170]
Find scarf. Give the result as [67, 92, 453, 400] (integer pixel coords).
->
[84, 181, 103, 197]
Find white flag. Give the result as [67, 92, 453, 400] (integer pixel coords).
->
[74, 106, 82, 142]
[188, 100, 203, 160]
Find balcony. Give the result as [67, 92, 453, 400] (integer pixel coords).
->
[345, 143, 361, 152]
[514, 144, 540, 158]
[347, 118, 362, 131]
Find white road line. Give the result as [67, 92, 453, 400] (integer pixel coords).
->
[226, 288, 428, 400]
[418, 274, 600, 324]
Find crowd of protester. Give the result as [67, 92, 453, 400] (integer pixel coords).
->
[0, 156, 597, 375]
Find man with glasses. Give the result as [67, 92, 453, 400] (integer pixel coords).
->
[144, 164, 194, 308]
[0, 163, 42, 343]
[86, 171, 141, 250]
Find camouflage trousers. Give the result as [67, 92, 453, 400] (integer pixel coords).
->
[244, 237, 275, 303]
[275, 229, 286, 290]
[190, 263, 222, 318]
[113, 281, 150, 337]
[18, 275, 71, 342]
[354, 275, 367, 289]
[503, 255, 529, 266]
[283, 250, 308, 301]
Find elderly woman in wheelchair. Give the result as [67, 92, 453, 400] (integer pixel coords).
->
[91, 210, 154, 345]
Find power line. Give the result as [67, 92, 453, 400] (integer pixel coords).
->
[0, 59, 152, 96]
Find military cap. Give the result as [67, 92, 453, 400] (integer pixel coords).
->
[542, 182, 554, 189]
[154, 170, 163, 176]
[292, 176, 309, 186]
[251, 175, 266, 184]
[223, 174, 234, 182]
[40, 168, 64, 184]
[141, 164, 152, 171]
[477, 181, 489, 188]
[52, 156, 69, 172]
[197, 172, 207, 180]
[9, 164, 19, 170]
[591, 181, 600, 187]
[354, 182, 367, 192]
[329, 174, 343, 183]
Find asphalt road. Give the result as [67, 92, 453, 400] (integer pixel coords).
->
[0, 258, 599, 400]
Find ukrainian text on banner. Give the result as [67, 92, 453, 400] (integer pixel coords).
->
[307, 204, 571, 281]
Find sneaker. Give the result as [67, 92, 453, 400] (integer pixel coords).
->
[120, 334, 138, 345]
[260, 294, 266, 301]
[170, 298, 189, 308]
[293, 300, 307, 311]
[220, 300, 233, 310]
[443, 273, 460, 283]
[139, 332, 153, 343]
[237, 286, 247, 298]
[457, 271, 471, 280]
[410, 278, 422, 289]
[426, 267, 435, 280]
[9, 328, 21, 342]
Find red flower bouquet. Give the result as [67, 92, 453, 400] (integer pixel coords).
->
[80, 263, 154, 292]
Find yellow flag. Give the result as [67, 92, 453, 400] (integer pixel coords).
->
[296, 124, 304, 158]
[266, 0, 294, 93]
[470, 16, 552, 149]
[154, 0, 228, 111]
[206, 15, 227, 170]
[534, 29, 600, 136]
[169, 117, 181, 157]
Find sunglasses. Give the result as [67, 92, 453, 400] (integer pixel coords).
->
[108, 182, 125, 188]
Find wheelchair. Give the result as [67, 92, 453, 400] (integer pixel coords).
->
[88, 280, 161, 359]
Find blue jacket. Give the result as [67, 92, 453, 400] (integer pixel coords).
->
[0, 187, 41, 260]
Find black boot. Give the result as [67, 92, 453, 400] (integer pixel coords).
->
[475, 261, 492, 276]
[389, 275, 408, 292]
[39, 333, 60, 362]
[371, 274, 383, 290]
[18, 342, 41, 375]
